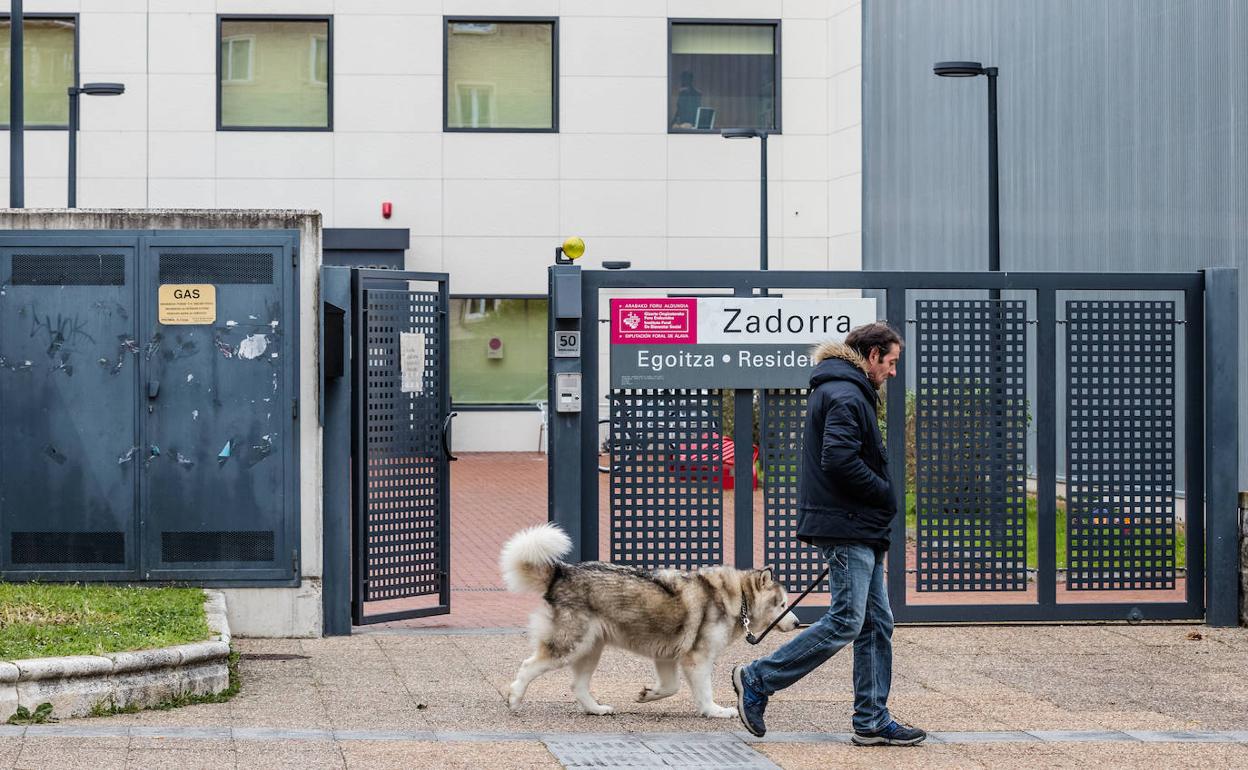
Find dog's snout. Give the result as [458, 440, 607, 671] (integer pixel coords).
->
[779, 611, 800, 632]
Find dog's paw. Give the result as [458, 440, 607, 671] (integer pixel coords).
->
[701, 705, 738, 719]
[637, 687, 674, 703]
[507, 683, 523, 711]
[583, 703, 615, 716]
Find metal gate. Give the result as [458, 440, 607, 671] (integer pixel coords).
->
[548, 266, 1240, 626]
[349, 269, 452, 625]
[0, 230, 300, 584]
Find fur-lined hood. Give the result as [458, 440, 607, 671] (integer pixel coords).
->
[810, 341, 868, 373]
[808, 340, 877, 400]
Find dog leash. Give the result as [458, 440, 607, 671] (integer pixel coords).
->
[745, 565, 830, 645]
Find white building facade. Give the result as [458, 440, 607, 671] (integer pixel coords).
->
[2, 0, 863, 450]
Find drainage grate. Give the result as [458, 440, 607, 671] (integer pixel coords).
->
[544, 736, 780, 769]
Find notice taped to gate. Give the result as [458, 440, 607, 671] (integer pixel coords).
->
[158, 284, 216, 325]
[400, 332, 427, 393]
[610, 297, 876, 388]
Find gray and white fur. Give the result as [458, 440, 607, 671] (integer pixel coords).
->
[501, 523, 800, 718]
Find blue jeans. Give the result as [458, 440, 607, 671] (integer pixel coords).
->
[740, 542, 893, 733]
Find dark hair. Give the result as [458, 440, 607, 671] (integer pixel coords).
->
[845, 321, 902, 361]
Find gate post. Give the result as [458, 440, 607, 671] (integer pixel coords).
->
[1204, 267, 1239, 626]
[548, 264, 584, 561]
[320, 267, 352, 636]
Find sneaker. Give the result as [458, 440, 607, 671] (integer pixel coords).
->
[731, 664, 768, 737]
[851, 719, 927, 746]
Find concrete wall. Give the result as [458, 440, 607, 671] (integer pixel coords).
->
[0, 208, 324, 638]
[0, 0, 864, 450]
[1242, 494, 1247, 627]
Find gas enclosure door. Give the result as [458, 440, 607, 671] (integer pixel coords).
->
[140, 235, 299, 582]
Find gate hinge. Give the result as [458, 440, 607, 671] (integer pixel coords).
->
[292, 548, 299, 573]
[292, 398, 299, 420]
[292, 246, 298, 268]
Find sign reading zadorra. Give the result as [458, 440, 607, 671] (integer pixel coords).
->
[610, 296, 877, 388]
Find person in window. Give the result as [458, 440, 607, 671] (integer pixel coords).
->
[671, 70, 702, 129]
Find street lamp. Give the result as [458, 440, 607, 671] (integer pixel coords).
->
[933, 61, 999, 276]
[67, 82, 125, 208]
[720, 128, 770, 274]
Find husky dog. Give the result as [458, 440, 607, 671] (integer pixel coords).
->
[501, 523, 800, 718]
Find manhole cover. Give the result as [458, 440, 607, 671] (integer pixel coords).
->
[544, 737, 779, 769]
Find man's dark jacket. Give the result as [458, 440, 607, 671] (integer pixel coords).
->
[796, 342, 897, 548]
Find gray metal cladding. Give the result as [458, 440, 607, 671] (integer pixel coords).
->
[865, 0, 1247, 486]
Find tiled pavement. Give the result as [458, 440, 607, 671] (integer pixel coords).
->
[4, 624, 1246, 768]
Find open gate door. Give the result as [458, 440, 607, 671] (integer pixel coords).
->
[351, 269, 453, 625]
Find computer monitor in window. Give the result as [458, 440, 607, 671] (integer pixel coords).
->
[694, 107, 716, 130]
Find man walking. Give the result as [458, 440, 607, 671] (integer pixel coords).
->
[732, 322, 926, 746]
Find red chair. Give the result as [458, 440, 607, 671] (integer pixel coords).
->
[671, 433, 759, 490]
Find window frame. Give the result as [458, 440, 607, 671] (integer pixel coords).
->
[0, 13, 80, 131]
[666, 18, 782, 136]
[442, 16, 559, 134]
[216, 14, 334, 133]
[449, 293, 548, 411]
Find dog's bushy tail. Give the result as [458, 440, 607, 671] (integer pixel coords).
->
[500, 523, 572, 593]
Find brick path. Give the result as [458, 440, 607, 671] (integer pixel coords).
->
[378, 453, 1189, 630]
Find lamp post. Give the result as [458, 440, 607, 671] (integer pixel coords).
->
[10, 0, 25, 207]
[720, 128, 770, 275]
[67, 82, 125, 208]
[933, 61, 999, 277]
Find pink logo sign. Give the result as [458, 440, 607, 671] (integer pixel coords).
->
[611, 298, 697, 344]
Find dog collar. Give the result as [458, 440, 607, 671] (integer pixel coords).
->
[739, 596, 751, 634]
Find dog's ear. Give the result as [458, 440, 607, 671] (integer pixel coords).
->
[758, 566, 774, 584]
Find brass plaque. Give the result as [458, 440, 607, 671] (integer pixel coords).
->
[158, 284, 216, 325]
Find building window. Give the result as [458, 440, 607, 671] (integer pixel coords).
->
[310, 34, 328, 87]
[668, 20, 779, 133]
[445, 18, 557, 132]
[0, 16, 76, 129]
[218, 16, 331, 131]
[450, 297, 548, 406]
[221, 35, 254, 83]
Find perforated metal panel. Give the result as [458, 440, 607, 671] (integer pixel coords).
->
[761, 390, 824, 591]
[361, 289, 444, 601]
[160, 531, 275, 562]
[1066, 300, 1177, 590]
[158, 251, 275, 284]
[10, 532, 126, 565]
[609, 389, 724, 569]
[10, 253, 125, 285]
[914, 300, 1028, 592]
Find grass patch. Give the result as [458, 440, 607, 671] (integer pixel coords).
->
[906, 492, 1187, 570]
[0, 584, 211, 661]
